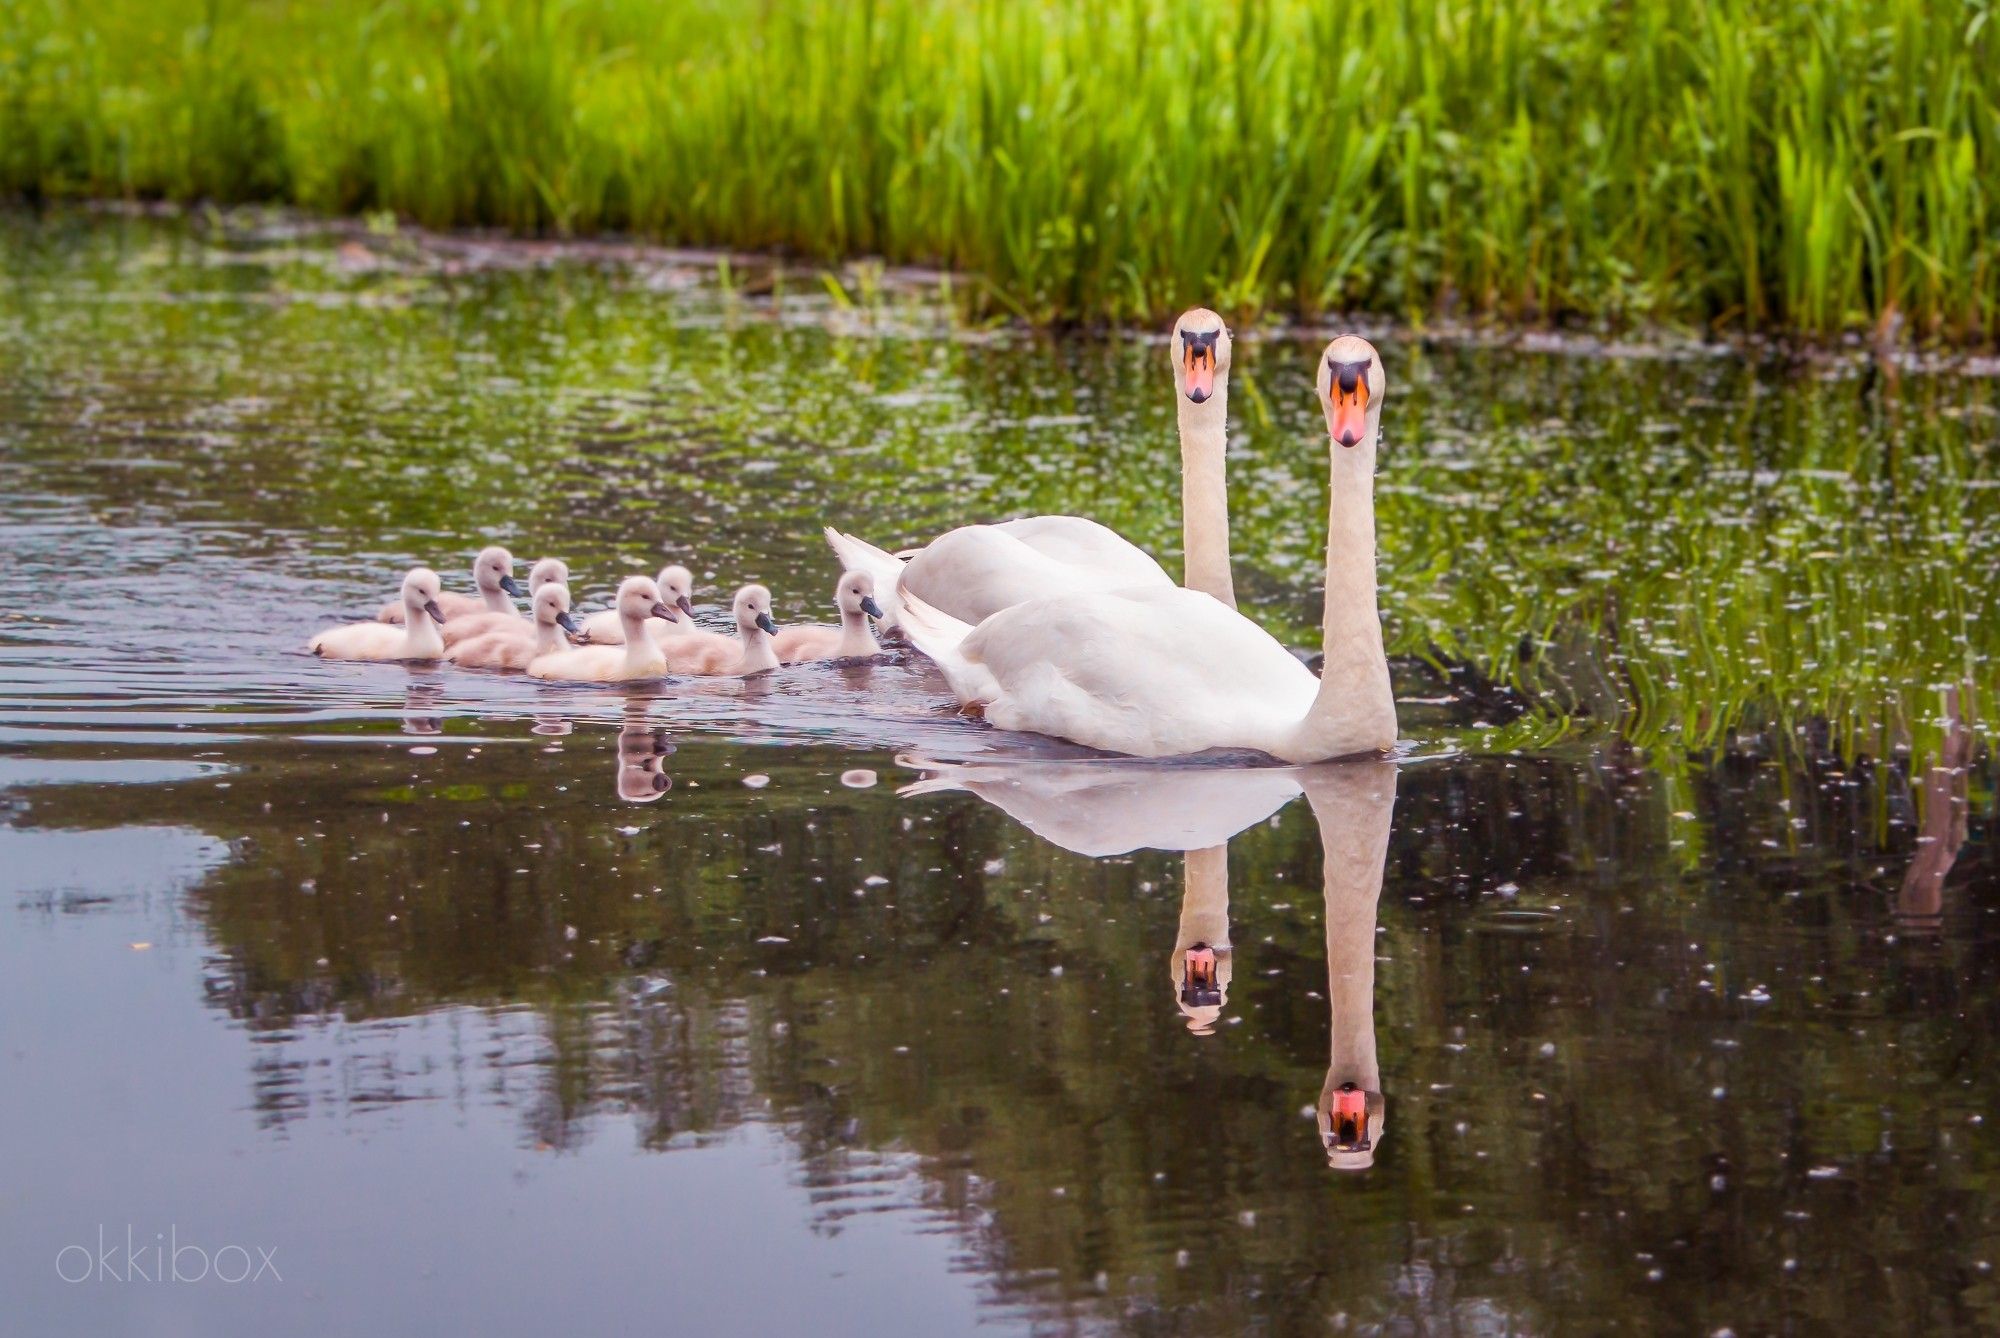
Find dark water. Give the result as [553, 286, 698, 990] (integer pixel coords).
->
[2, 210, 1997, 1335]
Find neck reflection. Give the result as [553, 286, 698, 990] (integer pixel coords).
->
[1301, 762, 1398, 1170]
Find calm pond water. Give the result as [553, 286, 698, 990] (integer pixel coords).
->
[2, 210, 1997, 1335]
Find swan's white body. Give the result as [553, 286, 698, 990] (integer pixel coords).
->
[528, 577, 671, 682]
[448, 582, 578, 671]
[380, 545, 519, 622]
[670, 585, 781, 676]
[579, 564, 695, 644]
[896, 336, 1397, 764]
[441, 557, 570, 647]
[771, 570, 883, 664]
[314, 568, 448, 661]
[824, 310, 1236, 630]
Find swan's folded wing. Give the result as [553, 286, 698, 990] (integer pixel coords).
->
[907, 520, 1172, 627]
[966, 588, 1319, 758]
[991, 515, 1173, 591]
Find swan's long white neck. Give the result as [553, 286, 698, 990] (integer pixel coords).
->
[1177, 390, 1234, 608]
[1277, 414, 1397, 762]
[402, 593, 444, 658]
[836, 608, 880, 658]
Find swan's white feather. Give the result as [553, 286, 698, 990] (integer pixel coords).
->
[901, 518, 1172, 627]
[948, 586, 1322, 759]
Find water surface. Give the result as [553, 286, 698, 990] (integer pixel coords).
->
[2, 211, 1996, 1335]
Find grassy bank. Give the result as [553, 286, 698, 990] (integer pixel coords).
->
[3, 0, 1996, 335]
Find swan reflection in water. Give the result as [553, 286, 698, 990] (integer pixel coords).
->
[401, 677, 446, 735]
[1172, 845, 1232, 1035]
[616, 703, 675, 802]
[1897, 683, 1975, 935]
[900, 752, 1398, 1169]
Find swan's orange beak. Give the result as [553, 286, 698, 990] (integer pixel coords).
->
[1183, 348, 1215, 403]
[1180, 329, 1221, 403]
[1327, 372, 1371, 447]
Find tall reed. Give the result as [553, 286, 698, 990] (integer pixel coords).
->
[3, 0, 1995, 336]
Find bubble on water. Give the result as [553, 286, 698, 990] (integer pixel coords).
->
[742, 773, 771, 789]
[839, 769, 877, 788]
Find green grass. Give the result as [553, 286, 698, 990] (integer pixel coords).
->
[3, 0, 1996, 336]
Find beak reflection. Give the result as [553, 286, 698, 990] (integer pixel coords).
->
[1180, 944, 1223, 1008]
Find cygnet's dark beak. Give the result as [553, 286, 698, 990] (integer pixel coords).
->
[755, 612, 778, 635]
[650, 602, 675, 621]
[500, 575, 525, 598]
[423, 599, 447, 624]
[677, 594, 695, 618]
[860, 595, 885, 620]
[556, 611, 581, 636]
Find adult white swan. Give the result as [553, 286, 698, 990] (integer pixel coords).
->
[897, 335, 1397, 763]
[824, 308, 1238, 628]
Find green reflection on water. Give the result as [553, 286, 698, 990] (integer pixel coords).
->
[9, 726, 1997, 1332]
[2, 211, 1992, 769]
